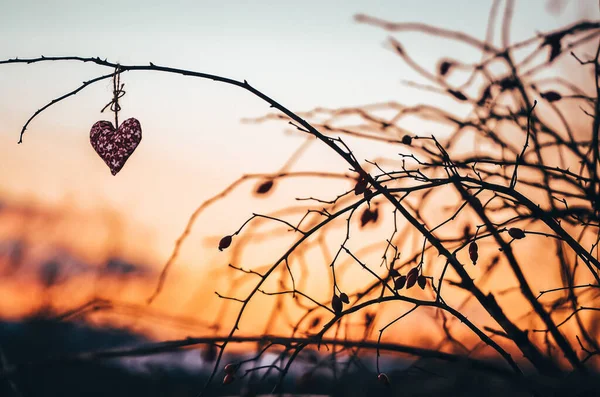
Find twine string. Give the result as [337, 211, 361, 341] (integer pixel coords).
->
[101, 65, 126, 128]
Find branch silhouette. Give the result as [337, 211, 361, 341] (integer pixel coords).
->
[2, 2, 600, 396]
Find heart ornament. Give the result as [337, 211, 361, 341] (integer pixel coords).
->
[90, 118, 142, 175]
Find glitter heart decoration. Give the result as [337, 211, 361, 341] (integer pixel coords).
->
[90, 118, 142, 175]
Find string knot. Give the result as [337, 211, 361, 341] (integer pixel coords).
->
[101, 65, 126, 127]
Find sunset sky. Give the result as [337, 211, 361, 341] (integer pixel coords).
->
[0, 0, 598, 343]
[1, 0, 592, 240]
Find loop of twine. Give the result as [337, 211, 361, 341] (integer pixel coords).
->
[101, 65, 126, 128]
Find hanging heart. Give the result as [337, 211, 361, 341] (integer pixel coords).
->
[90, 118, 142, 175]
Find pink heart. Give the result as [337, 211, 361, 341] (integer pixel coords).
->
[90, 118, 142, 175]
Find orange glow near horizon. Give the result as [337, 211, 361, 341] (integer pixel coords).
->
[1, 1, 600, 376]
[0, 162, 596, 370]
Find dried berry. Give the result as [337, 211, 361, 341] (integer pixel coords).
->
[469, 242, 478, 254]
[332, 294, 343, 314]
[377, 373, 390, 386]
[448, 89, 468, 101]
[439, 60, 454, 76]
[417, 275, 427, 290]
[401, 135, 412, 145]
[310, 317, 321, 328]
[540, 91, 562, 102]
[394, 275, 407, 290]
[406, 267, 419, 289]
[223, 374, 235, 385]
[219, 235, 233, 251]
[255, 179, 274, 194]
[354, 177, 368, 195]
[340, 292, 350, 304]
[360, 207, 379, 227]
[508, 227, 526, 239]
[224, 363, 237, 375]
[470, 250, 478, 265]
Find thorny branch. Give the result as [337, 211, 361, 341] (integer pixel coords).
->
[2, 1, 600, 395]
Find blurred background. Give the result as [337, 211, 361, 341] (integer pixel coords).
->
[0, 1, 599, 396]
